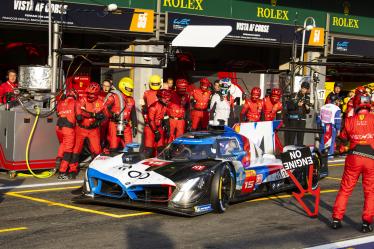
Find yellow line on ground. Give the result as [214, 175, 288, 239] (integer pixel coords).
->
[0, 227, 27, 233]
[117, 212, 153, 218]
[326, 176, 342, 181]
[246, 189, 338, 203]
[8, 186, 81, 194]
[326, 176, 362, 184]
[329, 163, 344, 167]
[6, 192, 152, 219]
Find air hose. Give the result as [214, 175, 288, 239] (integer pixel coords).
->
[19, 106, 55, 178]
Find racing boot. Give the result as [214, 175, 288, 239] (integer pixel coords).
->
[331, 219, 342, 230]
[57, 172, 69, 180]
[361, 222, 373, 233]
[69, 171, 78, 180]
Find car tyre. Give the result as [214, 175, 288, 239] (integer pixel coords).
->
[210, 163, 235, 213]
[302, 155, 321, 190]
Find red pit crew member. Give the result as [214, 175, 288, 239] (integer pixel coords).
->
[143, 89, 172, 158]
[263, 88, 283, 121]
[106, 77, 137, 151]
[191, 78, 212, 131]
[0, 69, 18, 105]
[56, 89, 77, 179]
[142, 75, 162, 126]
[332, 95, 374, 233]
[241, 87, 263, 122]
[67, 83, 106, 179]
[99, 79, 113, 146]
[168, 79, 190, 143]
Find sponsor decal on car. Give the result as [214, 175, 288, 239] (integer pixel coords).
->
[242, 170, 256, 193]
[142, 159, 171, 167]
[256, 174, 263, 184]
[192, 165, 206, 171]
[194, 204, 213, 213]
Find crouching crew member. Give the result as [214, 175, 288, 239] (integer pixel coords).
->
[332, 94, 374, 233]
[241, 87, 263, 122]
[56, 89, 77, 179]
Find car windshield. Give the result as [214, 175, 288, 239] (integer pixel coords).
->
[158, 142, 217, 161]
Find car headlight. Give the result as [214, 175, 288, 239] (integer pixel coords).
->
[84, 169, 92, 194]
[172, 176, 207, 205]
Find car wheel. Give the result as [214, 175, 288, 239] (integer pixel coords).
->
[302, 155, 320, 190]
[210, 163, 235, 213]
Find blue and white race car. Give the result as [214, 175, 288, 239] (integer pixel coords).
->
[78, 121, 326, 216]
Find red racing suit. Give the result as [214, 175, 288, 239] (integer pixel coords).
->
[241, 98, 263, 122]
[0, 81, 18, 104]
[106, 93, 137, 149]
[56, 97, 76, 173]
[191, 88, 211, 130]
[332, 111, 374, 224]
[167, 91, 189, 143]
[144, 101, 168, 149]
[263, 96, 283, 121]
[99, 91, 110, 145]
[143, 89, 158, 123]
[345, 99, 355, 118]
[69, 96, 106, 173]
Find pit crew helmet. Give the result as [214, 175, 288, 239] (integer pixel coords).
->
[251, 87, 261, 100]
[157, 89, 172, 105]
[176, 79, 189, 94]
[149, 75, 162, 91]
[270, 88, 282, 104]
[118, 77, 134, 97]
[354, 94, 371, 112]
[355, 86, 366, 95]
[200, 78, 211, 91]
[86, 82, 100, 102]
[219, 78, 231, 96]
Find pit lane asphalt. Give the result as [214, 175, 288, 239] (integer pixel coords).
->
[0, 158, 371, 249]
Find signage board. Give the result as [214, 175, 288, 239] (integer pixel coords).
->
[333, 37, 374, 58]
[308, 28, 325, 47]
[280, 147, 313, 171]
[0, 0, 154, 33]
[167, 12, 296, 44]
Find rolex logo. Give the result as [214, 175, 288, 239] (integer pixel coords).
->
[271, 0, 277, 6]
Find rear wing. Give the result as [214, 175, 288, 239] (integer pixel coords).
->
[233, 121, 323, 161]
[233, 121, 282, 161]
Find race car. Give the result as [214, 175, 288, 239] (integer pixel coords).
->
[77, 121, 327, 216]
